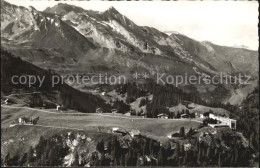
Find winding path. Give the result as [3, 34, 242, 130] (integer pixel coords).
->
[4, 91, 59, 97]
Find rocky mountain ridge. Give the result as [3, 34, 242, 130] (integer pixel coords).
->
[1, 0, 258, 104]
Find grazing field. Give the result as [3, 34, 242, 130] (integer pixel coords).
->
[1, 105, 201, 142]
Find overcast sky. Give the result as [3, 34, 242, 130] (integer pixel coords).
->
[6, 0, 259, 50]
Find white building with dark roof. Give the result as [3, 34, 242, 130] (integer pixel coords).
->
[129, 130, 140, 137]
[157, 113, 168, 119]
[209, 113, 236, 130]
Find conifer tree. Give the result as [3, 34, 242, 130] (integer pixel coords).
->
[27, 146, 34, 166]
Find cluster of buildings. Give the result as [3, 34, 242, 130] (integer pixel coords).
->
[157, 110, 236, 130]
[4, 98, 15, 105]
[208, 113, 236, 130]
[200, 112, 236, 130]
[17, 116, 39, 125]
[112, 127, 141, 138]
[157, 113, 197, 119]
[56, 104, 67, 111]
[157, 113, 168, 119]
[96, 108, 132, 116]
[96, 108, 103, 113]
[111, 127, 141, 149]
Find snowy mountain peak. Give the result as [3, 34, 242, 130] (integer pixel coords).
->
[107, 6, 119, 13]
[232, 45, 251, 50]
[44, 3, 84, 15]
[28, 6, 37, 12]
[164, 31, 180, 36]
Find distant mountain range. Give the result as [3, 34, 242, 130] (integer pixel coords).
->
[1, 0, 258, 104]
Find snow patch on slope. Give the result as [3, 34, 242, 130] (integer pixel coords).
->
[202, 41, 214, 53]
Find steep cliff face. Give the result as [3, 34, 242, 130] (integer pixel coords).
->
[1, 1, 96, 62]
[1, 1, 32, 35]
[43, 3, 258, 77]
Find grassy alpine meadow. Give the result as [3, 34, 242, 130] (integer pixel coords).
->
[1, 105, 202, 142]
